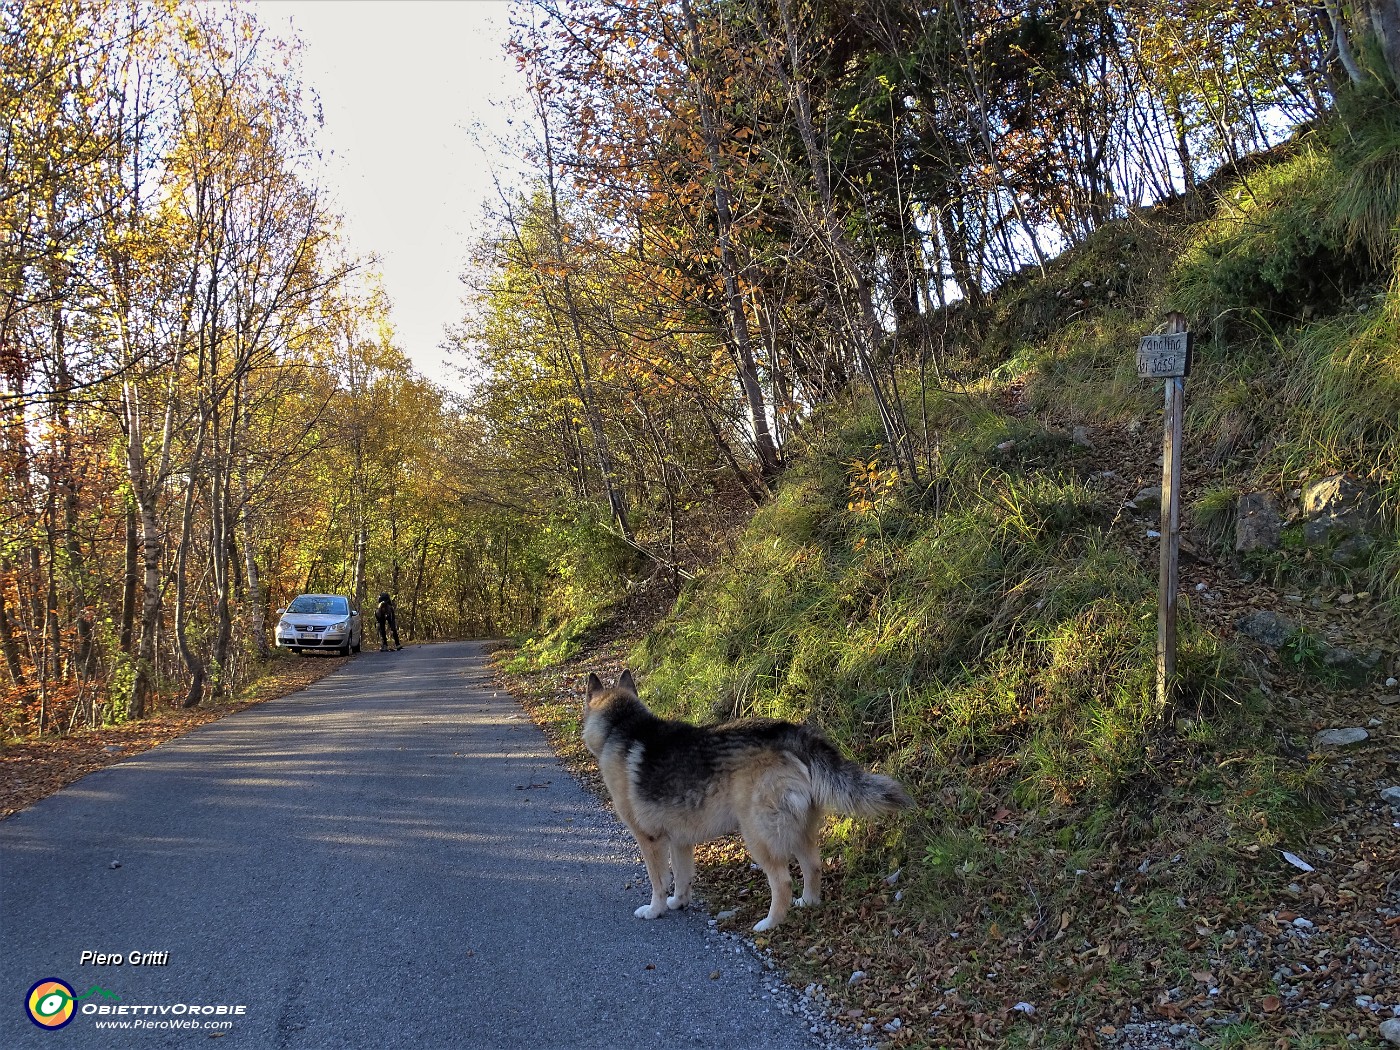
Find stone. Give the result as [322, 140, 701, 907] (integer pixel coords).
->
[1302, 474, 1380, 548]
[1236, 610, 1297, 648]
[1311, 727, 1369, 748]
[1380, 1017, 1400, 1045]
[1379, 786, 1400, 806]
[1235, 491, 1283, 553]
[1323, 646, 1357, 668]
[1129, 486, 1162, 513]
[1072, 425, 1093, 448]
[1331, 533, 1377, 569]
[1319, 645, 1379, 685]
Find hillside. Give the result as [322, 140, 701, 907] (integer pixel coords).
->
[498, 104, 1400, 1050]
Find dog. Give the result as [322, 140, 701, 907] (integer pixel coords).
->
[581, 670, 913, 931]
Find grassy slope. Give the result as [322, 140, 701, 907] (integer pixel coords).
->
[501, 99, 1400, 1049]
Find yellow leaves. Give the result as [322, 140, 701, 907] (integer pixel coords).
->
[847, 455, 901, 520]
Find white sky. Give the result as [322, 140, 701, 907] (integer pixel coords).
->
[250, 0, 526, 386]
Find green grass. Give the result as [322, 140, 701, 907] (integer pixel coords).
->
[1014, 310, 1158, 423]
[501, 607, 605, 673]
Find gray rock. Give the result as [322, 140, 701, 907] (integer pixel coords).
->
[1323, 646, 1357, 668]
[1379, 786, 1400, 806]
[1380, 1017, 1400, 1045]
[1072, 425, 1093, 448]
[1318, 645, 1380, 684]
[1331, 533, 1376, 569]
[1311, 727, 1369, 748]
[1130, 486, 1162, 513]
[1235, 491, 1282, 553]
[1236, 610, 1297, 648]
[1302, 473, 1380, 548]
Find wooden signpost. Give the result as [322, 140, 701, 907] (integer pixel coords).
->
[1138, 314, 1191, 709]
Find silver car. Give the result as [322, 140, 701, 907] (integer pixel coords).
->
[274, 594, 362, 656]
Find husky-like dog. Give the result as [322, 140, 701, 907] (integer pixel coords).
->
[582, 670, 913, 932]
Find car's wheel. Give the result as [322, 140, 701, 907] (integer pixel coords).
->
[338, 640, 351, 657]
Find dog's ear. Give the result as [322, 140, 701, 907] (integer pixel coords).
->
[617, 669, 636, 695]
[584, 672, 603, 700]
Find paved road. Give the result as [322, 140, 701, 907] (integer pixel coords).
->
[2, 642, 833, 1049]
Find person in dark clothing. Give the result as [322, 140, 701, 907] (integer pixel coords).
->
[374, 592, 402, 651]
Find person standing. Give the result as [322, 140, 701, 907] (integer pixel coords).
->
[374, 592, 402, 651]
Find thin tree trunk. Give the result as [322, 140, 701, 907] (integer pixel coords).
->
[239, 467, 270, 660]
[119, 503, 138, 654]
[527, 95, 634, 540]
[174, 422, 207, 709]
[1320, 0, 1366, 86]
[0, 564, 25, 686]
[763, 0, 919, 485]
[1365, 0, 1400, 86]
[680, 0, 781, 482]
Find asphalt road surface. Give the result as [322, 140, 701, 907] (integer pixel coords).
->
[2, 641, 839, 1049]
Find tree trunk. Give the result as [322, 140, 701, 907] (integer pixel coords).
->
[174, 422, 207, 710]
[764, 0, 919, 485]
[0, 564, 26, 686]
[680, 0, 781, 482]
[352, 519, 369, 607]
[131, 472, 165, 720]
[208, 405, 233, 700]
[120, 503, 138, 655]
[1364, 0, 1400, 87]
[239, 468, 270, 660]
[529, 96, 634, 541]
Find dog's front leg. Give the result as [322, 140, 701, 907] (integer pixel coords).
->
[667, 843, 695, 910]
[634, 832, 671, 919]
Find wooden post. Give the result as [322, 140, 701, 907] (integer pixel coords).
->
[1156, 313, 1187, 709]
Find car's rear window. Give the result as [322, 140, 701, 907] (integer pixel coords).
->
[286, 596, 348, 615]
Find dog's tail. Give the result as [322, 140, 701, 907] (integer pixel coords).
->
[805, 736, 913, 817]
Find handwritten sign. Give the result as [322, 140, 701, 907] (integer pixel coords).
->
[1137, 331, 1191, 378]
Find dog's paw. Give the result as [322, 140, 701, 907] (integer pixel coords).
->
[795, 894, 821, 909]
[666, 894, 690, 910]
[752, 916, 780, 932]
[634, 903, 667, 920]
